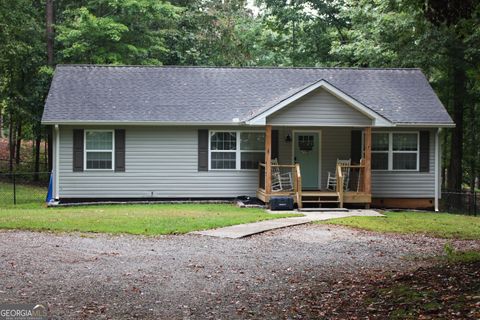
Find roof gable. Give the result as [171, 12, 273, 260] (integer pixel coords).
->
[247, 80, 392, 126]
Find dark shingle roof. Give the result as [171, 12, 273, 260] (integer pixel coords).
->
[42, 65, 453, 125]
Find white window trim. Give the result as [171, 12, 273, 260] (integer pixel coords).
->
[84, 129, 115, 171]
[371, 131, 419, 172]
[208, 130, 265, 171]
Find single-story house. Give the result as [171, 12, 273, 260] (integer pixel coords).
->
[41, 65, 454, 210]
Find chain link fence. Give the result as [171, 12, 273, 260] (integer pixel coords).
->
[0, 172, 50, 207]
[0, 159, 49, 173]
[440, 190, 479, 216]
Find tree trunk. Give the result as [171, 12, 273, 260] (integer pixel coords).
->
[447, 49, 466, 191]
[46, 0, 54, 65]
[8, 113, 15, 173]
[0, 107, 4, 139]
[442, 132, 448, 189]
[469, 103, 477, 192]
[47, 126, 53, 172]
[15, 123, 22, 165]
[44, 133, 48, 170]
[34, 135, 41, 181]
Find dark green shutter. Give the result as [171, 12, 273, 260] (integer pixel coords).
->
[198, 129, 209, 171]
[73, 129, 84, 172]
[351, 130, 362, 164]
[271, 130, 279, 160]
[115, 129, 126, 172]
[419, 131, 430, 172]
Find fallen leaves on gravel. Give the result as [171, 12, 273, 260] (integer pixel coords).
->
[302, 261, 480, 319]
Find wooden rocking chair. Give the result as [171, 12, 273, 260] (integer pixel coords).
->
[271, 159, 294, 192]
[326, 159, 351, 191]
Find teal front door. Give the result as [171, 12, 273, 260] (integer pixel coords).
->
[294, 132, 320, 190]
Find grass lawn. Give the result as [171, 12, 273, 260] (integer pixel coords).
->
[0, 203, 300, 235]
[0, 182, 300, 235]
[318, 211, 480, 240]
[0, 181, 48, 208]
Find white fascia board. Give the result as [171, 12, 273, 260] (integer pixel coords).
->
[246, 79, 394, 127]
[257, 123, 379, 127]
[245, 117, 266, 125]
[395, 123, 456, 128]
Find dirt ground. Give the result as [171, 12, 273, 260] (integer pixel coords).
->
[1, 224, 479, 319]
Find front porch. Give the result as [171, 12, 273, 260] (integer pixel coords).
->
[256, 125, 372, 209]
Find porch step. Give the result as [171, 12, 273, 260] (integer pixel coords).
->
[298, 207, 349, 212]
[299, 190, 341, 209]
[302, 191, 339, 197]
[302, 200, 340, 204]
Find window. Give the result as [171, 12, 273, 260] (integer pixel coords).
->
[240, 132, 265, 169]
[209, 131, 265, 170]
[371, 132, 418, 171]
[85, 130, 114, 170]
[210, 132, 237, 169]
[372, 133, 389, 170]
[392, 133, 418, 170]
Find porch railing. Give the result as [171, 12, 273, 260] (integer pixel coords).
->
[295, 163, 302, 207]
[259, 159, 368, 206]
[336, 163, 344, 207]
[258, 163, 302, 204]
[337, 158, 367, 193]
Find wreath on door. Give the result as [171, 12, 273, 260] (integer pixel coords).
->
[298, 136, 314, 153]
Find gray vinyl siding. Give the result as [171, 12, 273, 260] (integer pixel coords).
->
[58, 126, 258, 198]
[371, 128, 436, 198]
[275, 127, 435, 198]
[57, 125, 436, 199]
[267, 88, 373, 126]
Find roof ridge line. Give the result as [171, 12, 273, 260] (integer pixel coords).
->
[55, 64, 423, 71]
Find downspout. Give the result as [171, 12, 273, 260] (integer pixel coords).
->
[434, 128, 441, 212]
[54, 124, 60, 200]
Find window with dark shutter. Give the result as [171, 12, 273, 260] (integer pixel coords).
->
[73, 129, 84, 172]
[198, 129, 209, 171]
[419, 131, 430, 172]
[115, 129, 126, 172]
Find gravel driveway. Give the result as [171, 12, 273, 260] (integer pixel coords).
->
[1, 224, 479, 319]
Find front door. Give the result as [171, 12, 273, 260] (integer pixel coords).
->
[294, 132, 320, 190]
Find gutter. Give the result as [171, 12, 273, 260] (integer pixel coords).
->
[41, 120, 456, 128]
[41, 120, 249, 126]
[394, 123, 455, 128]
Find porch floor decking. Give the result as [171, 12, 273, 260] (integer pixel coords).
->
[257, 189, 371, 206]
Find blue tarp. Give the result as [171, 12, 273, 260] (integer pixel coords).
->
[45, 173, 54, 203]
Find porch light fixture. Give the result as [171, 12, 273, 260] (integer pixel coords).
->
[285, 133, 292, 143]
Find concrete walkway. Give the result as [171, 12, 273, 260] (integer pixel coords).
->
[191, 210, 384, 239]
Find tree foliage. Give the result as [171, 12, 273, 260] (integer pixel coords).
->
[0, 0, 479, 189]
[56, 0, 180, 64]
